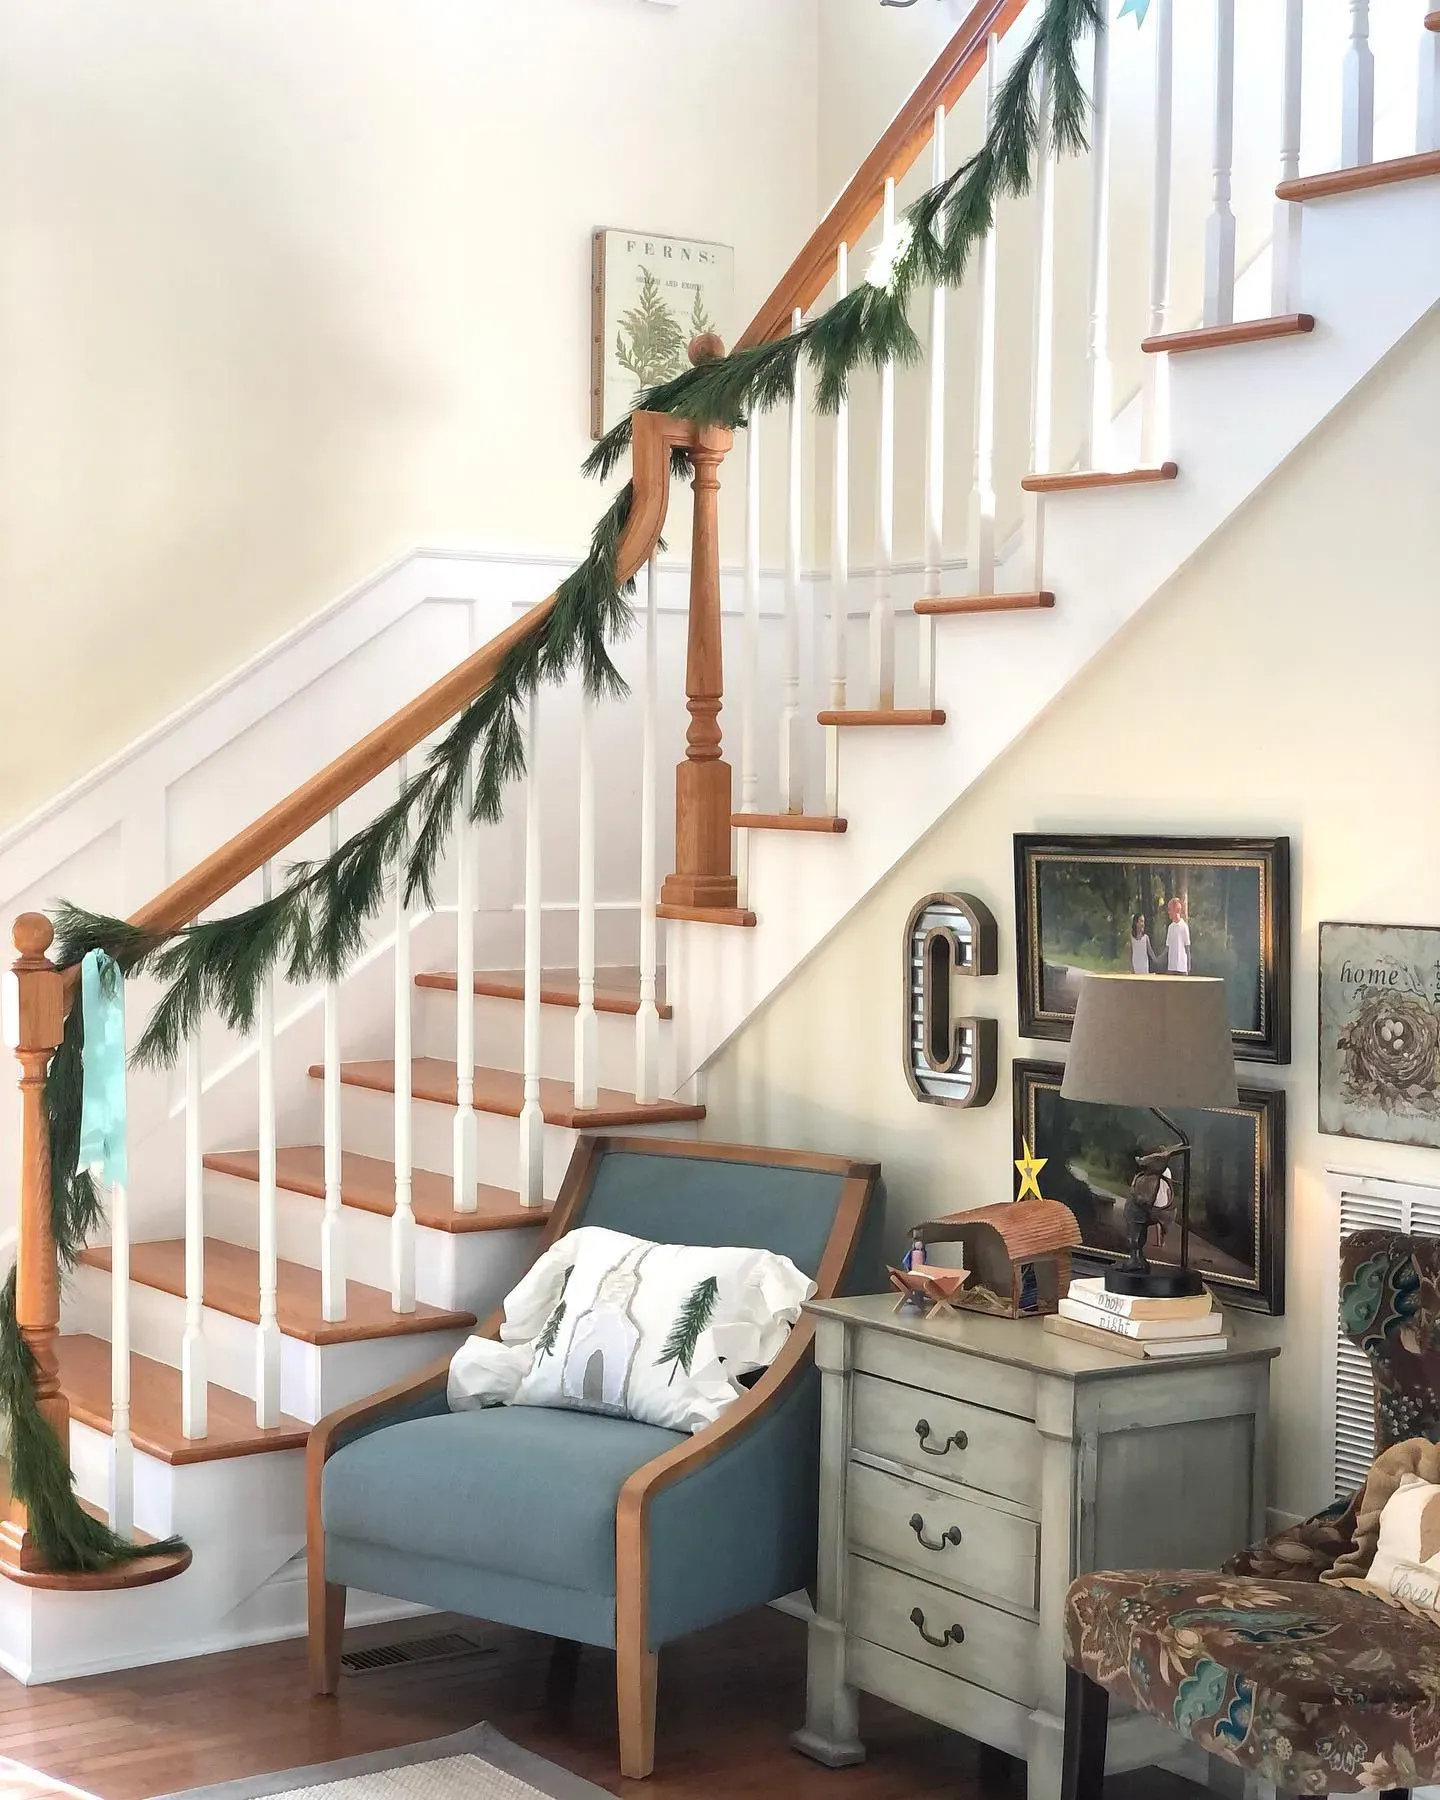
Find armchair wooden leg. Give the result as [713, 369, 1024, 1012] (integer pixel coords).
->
[617, 1641, 658, 1780]
[309, 1579, 345, 1697]
[1060, 1666, 1108, 1800]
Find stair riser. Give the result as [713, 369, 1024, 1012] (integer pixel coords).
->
[64, 1264, 470, 1424]
[413, 987, 672, 1092]
[204, 1171, 540, 1313]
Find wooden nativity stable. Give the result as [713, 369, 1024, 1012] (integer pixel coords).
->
[920, 1198, 1082, 1319]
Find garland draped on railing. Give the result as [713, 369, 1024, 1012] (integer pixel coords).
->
[19, 0, 1104, 1571]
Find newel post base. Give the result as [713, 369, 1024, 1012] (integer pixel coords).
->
[660, 411, 738, 912]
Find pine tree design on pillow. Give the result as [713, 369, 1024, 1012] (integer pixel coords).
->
[533, 1267, 572, 1365]
[656, 1277, 720, 1385]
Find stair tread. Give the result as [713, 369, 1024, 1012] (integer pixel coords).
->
[1141, 314, 1315, 355]
[731, 814, 848, 833]
[206, 1147, 551, 1233]
[78, 1238, 477, 1345]
[321, 1058, 706, 1129]
[1278, 149, 1440, 203]
[417, 966, 672, 1020]
[913, 592, 1054, 615]
[58, 1333, 309, 1465]
[816, 708, 946, 727]
[1021, 464, 1178, 494]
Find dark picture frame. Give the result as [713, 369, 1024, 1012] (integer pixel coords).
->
[1015, 834, 1292, 1064]
[1013, 1058, 1287, 1315]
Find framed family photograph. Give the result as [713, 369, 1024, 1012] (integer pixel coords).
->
[1319, 922, 1440, 1150]
[1013, 1059, 1287, 1315]
[1015, 833, 1292, 1064]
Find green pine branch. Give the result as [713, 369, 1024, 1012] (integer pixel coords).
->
[655, 1276, 719, 1385]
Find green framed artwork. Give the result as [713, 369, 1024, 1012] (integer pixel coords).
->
[1012, 1058, 1287, 1315]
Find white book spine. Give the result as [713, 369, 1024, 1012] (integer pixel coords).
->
[1058, 1297, 1224, 1341]
[1068, 1277, 1211, 1320]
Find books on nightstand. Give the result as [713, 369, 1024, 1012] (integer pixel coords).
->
[1042, 1275, 1227, 1360]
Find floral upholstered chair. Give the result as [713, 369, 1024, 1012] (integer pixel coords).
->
[1061, 1231, 1440, 1799]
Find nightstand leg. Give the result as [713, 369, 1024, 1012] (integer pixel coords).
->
[791, 1616, 864, 1767]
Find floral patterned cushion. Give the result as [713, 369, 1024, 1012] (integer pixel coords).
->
[1065, 1569, 1440, 1793]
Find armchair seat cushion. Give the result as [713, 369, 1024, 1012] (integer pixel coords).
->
[323, 1404, 683, 1597]
[1065, 1568, 1440, 1793]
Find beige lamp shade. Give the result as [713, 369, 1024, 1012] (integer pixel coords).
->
[1060, 974, 1239, 1111]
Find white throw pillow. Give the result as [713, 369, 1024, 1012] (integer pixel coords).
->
[447, 1225, 816, 1434]
[1358, 1471, 1440, 1615]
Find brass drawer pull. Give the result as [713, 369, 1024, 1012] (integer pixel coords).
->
[909, 1606, 965, 1650]
[908, 1512, 962, 1553]
[914, 1418, 968, 1457]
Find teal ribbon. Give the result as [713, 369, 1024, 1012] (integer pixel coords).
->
[79, 950, 128, 1189]
[1118, 0, 1151, 21]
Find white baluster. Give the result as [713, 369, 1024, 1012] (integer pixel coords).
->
[1204, 0, 1238, 328]
[968, 42, 1000, 598]
[634, 556, 661, 1105]
[322, 809, 348, 1316]
[826, 242, 850, 813]
[1142, 0, 1175, 465]
[780, 305, 804, 813]
[737, 410, 762, 906]
[391, 760, 416, 1313]
[108, 1173, 133, 1537]
[256, 859, 281, 1429]
[1027, 65, 1057, 591]
[1273, 0, 1305, 316]
[1083, 10, 1114, 469]
[519, 691, 545, 1205]
[574, 692, 598, 1111]
[1419, 1, 1439, 152]
[871, 181, 896, 710]
[182, 1031, 207, 1437]
[921, 108, 947, 711]
[1342, 0, 1375, 169]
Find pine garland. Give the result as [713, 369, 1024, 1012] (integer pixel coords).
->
[21, 0, 1107, 1573]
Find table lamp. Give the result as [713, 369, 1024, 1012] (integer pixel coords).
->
[1060, 974, 1238, 1299]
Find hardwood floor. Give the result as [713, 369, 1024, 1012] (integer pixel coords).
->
[0, 1609, 1204, 1800]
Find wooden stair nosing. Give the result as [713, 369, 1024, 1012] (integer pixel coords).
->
[1428, 8, 1440, 28]
[654, 904, 758, 928]
[79, 1237, 477, 1347]
[58, 1334, 309, 1466]
[730, 813, 848, 834]
[1141, 314, 1316, 355]
[912, 592, 1054, 616]
[816, 708, 947, 727]
[1021, 464, 1179, 494]
[1277, 150, 1440, 203]
[416, 968, 672, 1021]
[205, 1146, 551, 1233]
[317, 1057, 706, 1130]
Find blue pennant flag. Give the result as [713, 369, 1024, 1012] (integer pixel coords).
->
[79, 949, 128, 1190]
[1119, 0, 1152, 22]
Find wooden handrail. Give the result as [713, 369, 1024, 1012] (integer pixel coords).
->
[738, 0, 1029, 350]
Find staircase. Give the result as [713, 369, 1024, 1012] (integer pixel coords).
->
[4, 0, 1440, 1684]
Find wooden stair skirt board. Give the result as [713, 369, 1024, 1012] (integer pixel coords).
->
[318, 1057, 707, 1129]
[1021, 464, 1179, 493]
[416, 967, 672, 1020]
[731, 814, 849, 833]
[1278, 150, 1440, 202]
[654, 904, 758, 928]
[912, 593, 1054, 616]
[59, 1334, 309, 1464]
[79, 1238, 477, 1346]
[1141, 314, 1316, 354]
[205, 1146, 549, 1232]
[816, 709, 947, 727]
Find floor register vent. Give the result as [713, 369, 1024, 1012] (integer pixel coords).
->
[340, 1630, 495, 1674]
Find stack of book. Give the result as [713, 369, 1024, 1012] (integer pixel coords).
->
[1043, 1276, 1226, 1359]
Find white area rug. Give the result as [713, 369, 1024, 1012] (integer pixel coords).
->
[154, 1727, 610, 1800]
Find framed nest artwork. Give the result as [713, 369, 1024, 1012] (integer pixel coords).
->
[1013, 1059, 1287, 1315]
[1014, 834, 1292, 1064]
[1319, 922, 1440, 1150]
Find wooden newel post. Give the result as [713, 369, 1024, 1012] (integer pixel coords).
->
[2, 914, 71, 1574]
[661, 339, 737, 913]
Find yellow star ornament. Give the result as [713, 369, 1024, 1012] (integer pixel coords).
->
[1015, 1140, 1048, 1204]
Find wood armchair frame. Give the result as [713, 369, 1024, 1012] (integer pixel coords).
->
[307, 1135, 879, 1779]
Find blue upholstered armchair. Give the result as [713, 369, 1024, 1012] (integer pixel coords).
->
[307, 1135, 883, 1778]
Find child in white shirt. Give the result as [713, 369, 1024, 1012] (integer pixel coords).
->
[1165, 897, 1191, 974]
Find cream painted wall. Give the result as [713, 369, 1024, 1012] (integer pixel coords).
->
[0, 0, 819, 828]
[699, 308, 1440, 1525]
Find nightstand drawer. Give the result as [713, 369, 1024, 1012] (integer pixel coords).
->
[847, 1555, 1037, 1705]
[851, 1372, 1041, 1509]
[847, 1462, 1039, 1612]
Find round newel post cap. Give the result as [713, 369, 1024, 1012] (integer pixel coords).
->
[688, 332, 726, 366]
[12, 914, 54, 960]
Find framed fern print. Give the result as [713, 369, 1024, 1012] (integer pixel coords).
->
[591, 228, 735, 437]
